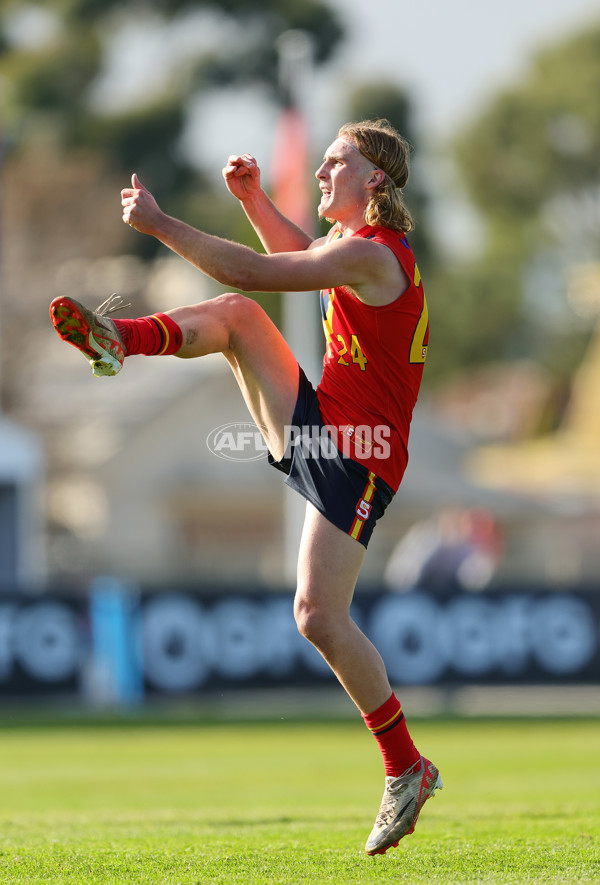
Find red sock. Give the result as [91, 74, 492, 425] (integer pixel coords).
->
[362, 693, 420, 777]
[113, 313, 183, 357]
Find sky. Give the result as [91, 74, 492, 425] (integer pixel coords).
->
[319, 0, 600, 142]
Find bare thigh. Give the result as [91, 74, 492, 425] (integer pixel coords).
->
[295, 501, 366, 619]
[224, 305, 300, 461]
[170, 293, 300, 460]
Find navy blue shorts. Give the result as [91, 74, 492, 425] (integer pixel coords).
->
[268, 368, 394, 548]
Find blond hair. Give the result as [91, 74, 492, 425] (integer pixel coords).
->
[338, 119, 414, 233]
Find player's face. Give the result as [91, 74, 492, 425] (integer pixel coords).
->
[315, 138, 380, 223]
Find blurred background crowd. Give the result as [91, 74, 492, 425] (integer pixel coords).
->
[1, 0, 600, 602]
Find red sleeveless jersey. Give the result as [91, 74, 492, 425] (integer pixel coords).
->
[316, 224, 429, 491]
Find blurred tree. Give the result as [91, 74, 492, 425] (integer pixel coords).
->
[426, 23, 600, 386]
[455, 26, 600, 228]
[0, 0, 344, 388]
[0, 0, 343, 212]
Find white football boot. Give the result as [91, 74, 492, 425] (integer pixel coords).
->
[365, 756, 442, 855]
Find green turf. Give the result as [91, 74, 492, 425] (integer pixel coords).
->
[0, 715, 598, 883]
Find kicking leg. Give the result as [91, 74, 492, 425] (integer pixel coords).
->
[165, 293, 299, 460]
[50, 292, 300, 460]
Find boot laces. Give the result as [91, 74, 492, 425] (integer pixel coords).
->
[95, 293, 131, 317]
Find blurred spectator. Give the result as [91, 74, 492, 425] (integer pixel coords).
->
[384, 506, 503, 594]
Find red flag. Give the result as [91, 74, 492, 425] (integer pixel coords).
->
[270, 105, 312, 232]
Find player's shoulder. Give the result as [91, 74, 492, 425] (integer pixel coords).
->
[306, 234, 330, 251]
[361, 225, 413, 248]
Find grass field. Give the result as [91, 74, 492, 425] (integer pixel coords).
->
[0, 712, 598, 883]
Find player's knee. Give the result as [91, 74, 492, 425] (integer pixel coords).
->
[218, 291, 265, 331]
[294, 597, 332, 652]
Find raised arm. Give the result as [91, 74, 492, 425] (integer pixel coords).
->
[121, 173, 309, 291]
[121, 173, 405, 303]
[223, 153, 313, 254]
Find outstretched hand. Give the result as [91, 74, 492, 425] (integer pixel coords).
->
[222, 153, 262, 201]
[121, 173, 164, 235]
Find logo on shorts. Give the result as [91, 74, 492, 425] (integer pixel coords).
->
[356, 499, 372, 520]
[206, 422, 268, 462]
